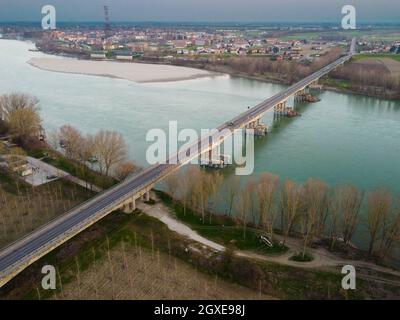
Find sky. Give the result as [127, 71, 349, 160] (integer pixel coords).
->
[0, 0, 399, 23]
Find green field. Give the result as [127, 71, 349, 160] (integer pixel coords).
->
[282, 30, 400, 42]
[353, 53, 400, 62]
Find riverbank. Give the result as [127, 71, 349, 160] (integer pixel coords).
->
[173, 59, 400, 100]
[33, 44, 399, 100]
[27, 57, 220, 84]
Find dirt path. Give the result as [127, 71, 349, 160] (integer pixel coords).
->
[137, 192, 400, 283]
[137, 200, 224, 252]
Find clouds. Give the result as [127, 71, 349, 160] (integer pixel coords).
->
[0, 0, 398, 22]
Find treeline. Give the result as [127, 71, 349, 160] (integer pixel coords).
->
[49, 124, 137, 182]
[331, 63, 400, 97]
[165, 166, 400, 262]
[208, 47, 344, 84]
[0, 93, 137, 186]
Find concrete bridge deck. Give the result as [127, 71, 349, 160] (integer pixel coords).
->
[0, 39, 356, 288]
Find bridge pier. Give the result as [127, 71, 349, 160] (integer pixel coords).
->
[143, 190, 150, 202]
[274, 100, 288, 117]
[200, 144, 231, 169]
[245, 118, 268, 136]
[122, 197, 137, 214]
[309, 80, 323, 92]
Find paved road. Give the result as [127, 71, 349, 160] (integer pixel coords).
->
[0, 39, 356, 287]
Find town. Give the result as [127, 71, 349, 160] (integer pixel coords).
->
[1, 22, 399, 63]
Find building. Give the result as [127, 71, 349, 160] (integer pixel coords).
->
[90, 51, 106, 59]
[115, 50, 133, 60]
[172, 40, 188, 49]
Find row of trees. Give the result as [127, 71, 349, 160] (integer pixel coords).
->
[210, 47, 344, 84]
[50, 124, 137, 181]
[0, 93, 137, 183]
[332, 63, 400, 97]
[165, 167, 400, 260]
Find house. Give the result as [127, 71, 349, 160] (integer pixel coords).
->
[90, 51, 106, 59]
[172, 40, 188, 49]
[115, 50, 133, 60]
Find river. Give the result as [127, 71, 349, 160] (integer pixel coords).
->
[1, 39, 399, 193]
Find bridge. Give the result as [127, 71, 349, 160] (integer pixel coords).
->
[0, 38, 357, 288]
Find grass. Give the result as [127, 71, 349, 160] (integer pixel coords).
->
[322, 78, 352, 89]
[0, 174, 95, 248]
[41, 151, 117, 189]
[353, 53, 400, 62]
[0, 206, 385, 300]
[155, 190, 288, 256]
[290, 253, 314, 262]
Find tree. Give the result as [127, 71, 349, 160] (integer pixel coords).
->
[59, 125, 85, 161]
[303, 178, 330, 238]
[329, 189, 342, 251]
[378, 196, 400, 259]
[367, 188, 392, 256]
[189, 167, 222, 224]
[238, 186, 251, 240]
[257, 173, 279, 241]
[339, 185, 363, 245]
[164, 171, 180, 199]
[59, 125, 95, 187]
[8, 105, 42, 144]
[280, 180, 302, 245]
[0, 93, 39, 118]
[246, 177, 258, 225]
[93, 130, 127, 177]
[179, 166, 196, 216]
[223, 175, 241, 217]
[115, 161, 138, 181]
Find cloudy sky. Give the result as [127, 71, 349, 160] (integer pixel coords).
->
[0, 0, 399, 22]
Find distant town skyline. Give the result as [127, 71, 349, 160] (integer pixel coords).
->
[0, 0, 399, 23]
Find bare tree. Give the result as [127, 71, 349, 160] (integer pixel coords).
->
[329, 189, 342, 250]
[338, 185, 363, 245]
[246, 177, 258, 224]
[190, 167, 222, 224]
[303, 178, 330, 238]
[59, 125, 85, 161]
[237, 186, 251, 240]
[179, 166, 195, 216]
[223, 175, 241, 217]
[114, 160, 138, 181]
[93, 130, 127, 177]
[257, 173, 279, 241]
[367, 188, 392, 256]
[164, 171, 180, 199]
[378, 196, 400, 259]
[0, 93, 39, 119]
[280, 180, 302, 245]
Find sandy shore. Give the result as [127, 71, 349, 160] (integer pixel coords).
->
[27, 57, 218, 83]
